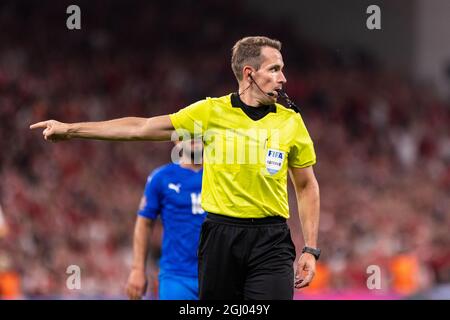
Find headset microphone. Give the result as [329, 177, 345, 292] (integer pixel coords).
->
[275, 89, 300, 113]
[248, 73, 275, 98]
[248, 73, 300, 113]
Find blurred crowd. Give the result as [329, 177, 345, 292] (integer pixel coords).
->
[0, 0, 449, 299]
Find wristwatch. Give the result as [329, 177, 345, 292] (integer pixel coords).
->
[302, 246, 321, 260]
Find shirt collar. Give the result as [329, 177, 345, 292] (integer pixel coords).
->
[230, 93, 277, 113]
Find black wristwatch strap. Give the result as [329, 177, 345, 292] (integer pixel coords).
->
[302, 246, 321, 260]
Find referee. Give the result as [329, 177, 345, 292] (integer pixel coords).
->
[31, 36, 320, 300]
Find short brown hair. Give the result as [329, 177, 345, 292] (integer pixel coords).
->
[231, 36, 282, 81]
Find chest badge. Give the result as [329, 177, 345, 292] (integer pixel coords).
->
[265, 148, 285, 175]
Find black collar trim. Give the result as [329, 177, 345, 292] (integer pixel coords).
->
[231, 93, 276, 112]
[231, 93, 276, 120]
[230, 93, 276, 121]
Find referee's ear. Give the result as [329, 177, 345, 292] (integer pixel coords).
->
[243, 66, 254, 82]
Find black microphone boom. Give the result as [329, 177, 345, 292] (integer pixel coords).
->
[249, 73, 274, 98]
[249, 73, 300, 113]
[276, 89, 300, 113]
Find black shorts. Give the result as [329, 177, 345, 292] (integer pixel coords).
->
[198, 213, 296, 300]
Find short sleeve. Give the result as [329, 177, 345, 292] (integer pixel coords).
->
[137, 170, 163, 220]
[169, 99, 211, 139]
[288, 115, 317, 168]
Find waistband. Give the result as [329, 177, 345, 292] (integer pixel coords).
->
[206, 212, 286, 226]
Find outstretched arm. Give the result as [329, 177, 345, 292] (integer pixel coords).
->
[289, 166, 320, 289]
[30, 115, 174, 142]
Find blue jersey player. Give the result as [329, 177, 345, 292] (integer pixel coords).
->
[126, 139, 204, 300]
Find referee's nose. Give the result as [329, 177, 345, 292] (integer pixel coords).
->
[278, 71, 287, 84]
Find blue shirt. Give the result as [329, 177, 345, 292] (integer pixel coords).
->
[137, 163, 205, 278]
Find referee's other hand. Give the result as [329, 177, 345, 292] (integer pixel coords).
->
[126, 268, 148, 300]
[295, 253, 316, 289]
[30, 120, 71, 142]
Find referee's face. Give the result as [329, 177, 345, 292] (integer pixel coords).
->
[256, 46, 287, 104]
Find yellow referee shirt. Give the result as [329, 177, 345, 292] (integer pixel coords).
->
[169, 93, 316, 218]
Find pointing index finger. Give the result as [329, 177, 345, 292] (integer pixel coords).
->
[30, 121, 48, 130]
